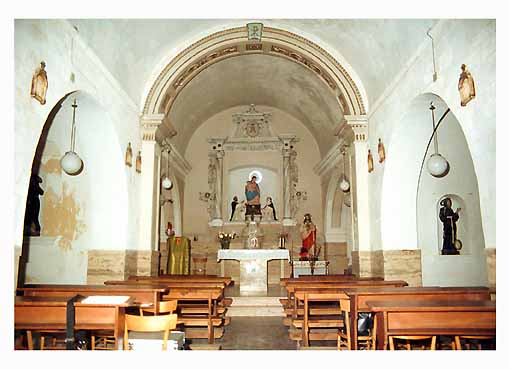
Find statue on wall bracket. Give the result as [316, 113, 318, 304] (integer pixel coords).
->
[30, 61, 48, 105]
[458, 64, 476, 107]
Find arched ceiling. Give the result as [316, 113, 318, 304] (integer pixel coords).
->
[169, 53, 342, 155]
[68, 18, 438, 156]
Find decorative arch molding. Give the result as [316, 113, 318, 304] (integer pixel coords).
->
[142, 26, 367, 132]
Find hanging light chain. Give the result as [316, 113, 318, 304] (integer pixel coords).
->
[430, 102, 439, 155]
[70, 98, 78, 152]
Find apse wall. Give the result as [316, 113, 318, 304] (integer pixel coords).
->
[14, 20, 142, 283]
[180, 105, 324, 279]
[182, 105, 323, 240]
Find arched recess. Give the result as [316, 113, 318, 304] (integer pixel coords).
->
[141, 26, 367, 140]
[324, 170, 351, 241]
[20, 90, 129, 285]
[381, 93, 487, 287]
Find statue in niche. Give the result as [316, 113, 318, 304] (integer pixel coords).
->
[245, 175, 261, 217]
[262, 196, 278, 221]
[30, 61, 48, 105]
[458, 64, 476, 107]
[299, 213, 317, 260]
[439, 197, 461, 255]
[23, 174, 44, 236]
[229, 196, 239, 222]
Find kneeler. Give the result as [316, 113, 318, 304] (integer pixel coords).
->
[166, 236, 191, 274]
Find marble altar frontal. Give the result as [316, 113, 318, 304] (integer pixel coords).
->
[217, 249, 290, 295]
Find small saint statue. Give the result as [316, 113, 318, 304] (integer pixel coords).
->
[458, 64, 476, 107]
[23, 174, 44, 236]
[229, 196, 238, 222]
[30, 61, 48, 105]
[439, 197, 461, 255]
[299, 213, 317, 260]
[125, 142, 133, 167]
[367, 149, 374, 173]
[378, 138, 386, 163]
[262, 196, 278, 221]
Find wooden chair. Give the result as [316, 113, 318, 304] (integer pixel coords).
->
[389, 336, 437, 350]
[91, 300, 178, 350]
[337, 298, 377, 350]
[123, 313, 178, 351]
[140, 299, 178, 316]
[454, 335, 495, 350]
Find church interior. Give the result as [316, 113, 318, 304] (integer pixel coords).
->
[9, 14, 499, 356]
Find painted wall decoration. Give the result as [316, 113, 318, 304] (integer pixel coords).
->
[458, 64, 476, 106]
[125, 142, 133, 167]
[378, 138, 386, 163]
[30, 61, 48, 105]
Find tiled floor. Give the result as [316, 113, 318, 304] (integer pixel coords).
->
[190, 316, 297, 350]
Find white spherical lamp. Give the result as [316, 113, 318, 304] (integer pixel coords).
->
[60, 151, 83, 175]
[162, 176, 173, 190]
[339, 178, 350, 192]
[427, 153, 449, 178]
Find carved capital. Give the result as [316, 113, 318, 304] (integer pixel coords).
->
[140, 114, 177, 142]
[344, 115, 368, 142]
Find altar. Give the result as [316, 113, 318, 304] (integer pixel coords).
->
[217, 249, 290, 295]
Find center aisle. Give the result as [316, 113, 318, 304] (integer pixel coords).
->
[219, 317, 297, 350]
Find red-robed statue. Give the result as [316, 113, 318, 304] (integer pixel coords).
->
[299, 213, 316, 260]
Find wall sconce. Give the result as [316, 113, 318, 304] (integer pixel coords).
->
[339, 147, 350, 192]
[135, 151, 142, 173]
[60, 98, 83, 175]
[426, 102, 449, 178]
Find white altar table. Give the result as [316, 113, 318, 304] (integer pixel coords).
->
[217, 249, 290, 295]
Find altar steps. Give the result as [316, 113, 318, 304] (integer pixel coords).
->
[225, 296, 285, 317]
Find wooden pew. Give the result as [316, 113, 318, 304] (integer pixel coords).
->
[15, 295, 134, 350]
[284, 280, 408, 316]
[130, 274, 233, 287]
[292, 291, 349, 346]
[367, 300, 496, 350]
[343, 286, 491, 350]
[104, 280, 226, 344]
[19, 284, 169, 314]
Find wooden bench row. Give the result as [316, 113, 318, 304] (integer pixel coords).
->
[279, 276, 493, 349]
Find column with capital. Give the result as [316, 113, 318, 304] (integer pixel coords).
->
[138, 114, 171, 276]
[344, 115, 372, 277]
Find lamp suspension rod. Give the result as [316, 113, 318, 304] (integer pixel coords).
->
[427, 28, 437, 82]
[430, 102, 439, 155]
[70, 98, 78, 152]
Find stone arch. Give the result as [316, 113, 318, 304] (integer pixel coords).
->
[141, 26, 367, 136]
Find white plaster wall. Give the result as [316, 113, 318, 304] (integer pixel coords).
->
[417, 101, 487, 286]
[183, 106, 323, 236]
[24, 91, 129, 283]
[14, 20, 142, 258]
[371, 20, 495, 252]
